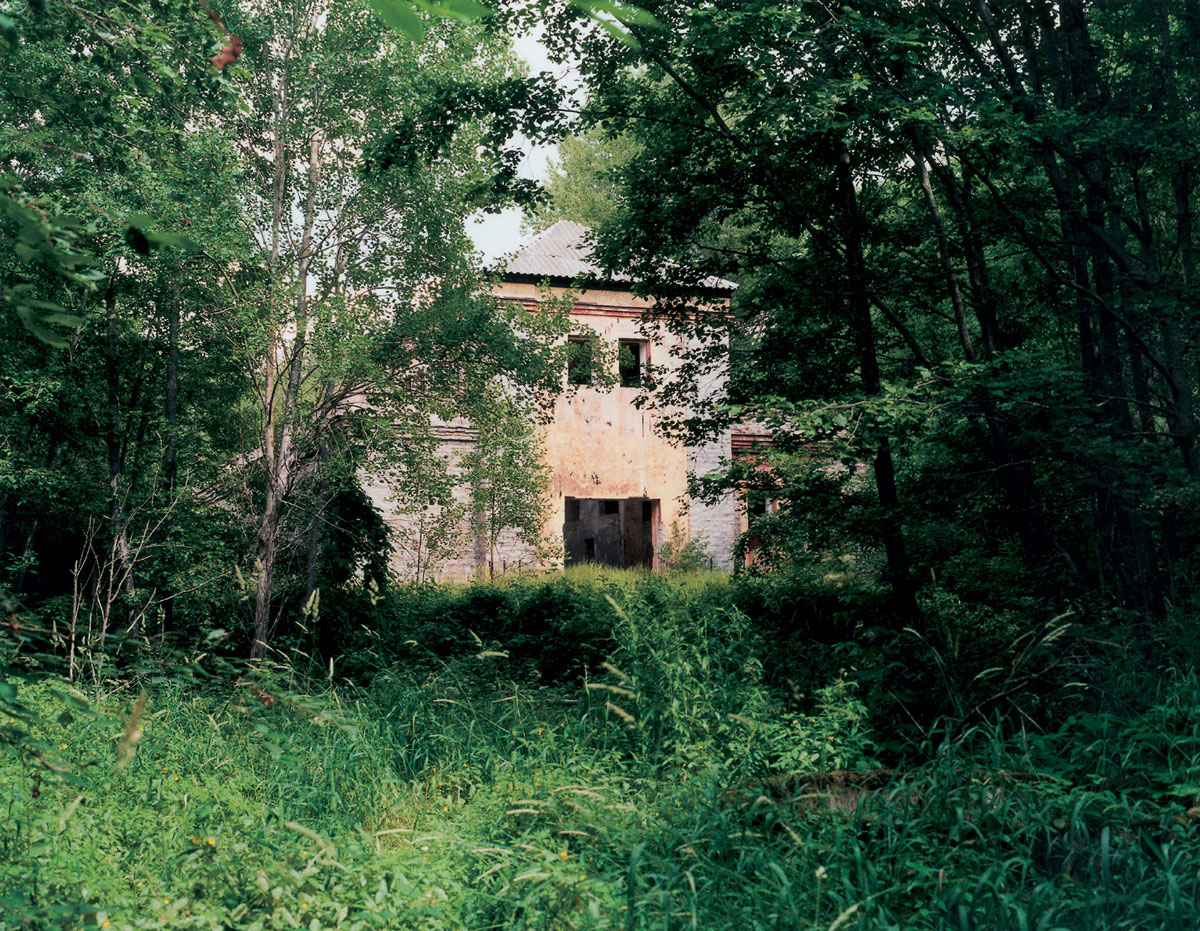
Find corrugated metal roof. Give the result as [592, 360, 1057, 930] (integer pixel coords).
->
[505, 220, 609, 280]
[504, 220, 736, 293]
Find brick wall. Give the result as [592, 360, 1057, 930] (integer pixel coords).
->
[686, 429, 738, 571]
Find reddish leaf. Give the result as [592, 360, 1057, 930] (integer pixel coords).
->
[211, 35, 242, 70]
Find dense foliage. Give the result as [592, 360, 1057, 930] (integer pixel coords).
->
[7, 0, 1200, 928]
[523, 0, 1200, 631]
[0, 0, 568, 655]
[5, 572, 1200, 930]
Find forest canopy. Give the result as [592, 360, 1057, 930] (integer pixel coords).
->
[525, 0, 1200, 626]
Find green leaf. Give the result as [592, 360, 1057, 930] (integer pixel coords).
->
[0, 13, 17, 49]
[51, 691, 95, 715]
[15, 307, 70, 347]
[575, 0, 660, 28]
[0, 681, 17, 703]
[413, 0, 491, 21]
[40, 312, 84, 327]
[442, 0, 492, 18]
[124, 226, 151, 255]
[145, 231, 201, 251]
[590, 15, 640, 49]
[367, 0, 425, 40]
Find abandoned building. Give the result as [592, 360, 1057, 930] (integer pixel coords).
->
[367, 220, 765, 579]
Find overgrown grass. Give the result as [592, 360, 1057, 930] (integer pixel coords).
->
[5, 575, 1200, 929]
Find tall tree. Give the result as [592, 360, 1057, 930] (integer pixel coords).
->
[218, 0, 566, 652]
[523, 127, 641, 233]
[0, 0, 251, 643]
[528, 0, 1200, 620]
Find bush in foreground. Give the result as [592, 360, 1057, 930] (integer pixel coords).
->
[4, 581, 1200, 929]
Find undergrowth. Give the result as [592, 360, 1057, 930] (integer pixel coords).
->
[3, 575, 1200, 929]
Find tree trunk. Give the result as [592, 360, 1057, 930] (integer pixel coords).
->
[160, 273, 182, 634]
[910, 131, 975, 363]
[1156, 0, 1200, 475]
[104, 280, 138, 628]
[835, 136, 917, 621]
[251, 129, 323, 657]
[1061, 0, 1161, 613]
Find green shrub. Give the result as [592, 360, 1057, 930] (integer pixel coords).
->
[9, 573, 1200, 930]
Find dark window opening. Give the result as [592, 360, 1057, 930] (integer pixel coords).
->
[750, 495, 767, 517]
[618, 340, 645, 388]
[565, 498, 581, 522]
[584, 537, 596, 560]
[602, 499, 620, 515]
[642, 500, 652, 522]
[567, 335, 597, 386]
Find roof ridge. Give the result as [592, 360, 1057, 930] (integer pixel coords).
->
[522, 218, 587, 249]
[504, 219, 736, 293]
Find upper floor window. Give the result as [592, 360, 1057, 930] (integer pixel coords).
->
[567, 335, 598, 386]
[618, 339, 647, 388]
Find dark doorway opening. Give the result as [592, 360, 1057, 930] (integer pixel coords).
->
[564, 497, 656, 568]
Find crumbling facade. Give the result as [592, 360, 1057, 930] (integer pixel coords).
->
[367, 221, 749, 580]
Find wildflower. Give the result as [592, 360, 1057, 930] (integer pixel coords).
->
[102, 921, 110, 928]
[59, 743, 68, 750]
[206, 837, 215, 846]
[443, 806, 448, 811]
[162, 898, 169, 906]
[560, 851, 569, 860]
[137, 882, 144, 888]
[815, 866, 828, 881]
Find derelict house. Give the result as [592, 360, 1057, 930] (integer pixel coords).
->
[366, 220, 752, 580]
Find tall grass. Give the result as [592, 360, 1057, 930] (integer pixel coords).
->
[4, 577, 1200, 929]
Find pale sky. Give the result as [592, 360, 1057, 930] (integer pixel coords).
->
[467, 28, 573, 265]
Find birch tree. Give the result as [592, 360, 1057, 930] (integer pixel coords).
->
[222, 0, 563, 653]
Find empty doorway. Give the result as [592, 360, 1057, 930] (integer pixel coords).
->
[563, 497, 656, 568]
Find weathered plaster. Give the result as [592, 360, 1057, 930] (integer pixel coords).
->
[369, 278, 741, 580]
